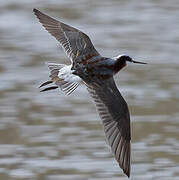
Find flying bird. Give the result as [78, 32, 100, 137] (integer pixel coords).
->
[33, 8, 147, 178]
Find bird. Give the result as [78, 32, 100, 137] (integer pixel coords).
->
[33, 8, 147, 178]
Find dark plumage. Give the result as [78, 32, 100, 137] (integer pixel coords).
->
[33, 8, 147, 177]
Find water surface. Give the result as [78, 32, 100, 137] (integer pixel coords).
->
[0, 0, 179, 179]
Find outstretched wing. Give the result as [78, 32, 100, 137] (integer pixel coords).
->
[33, 9, 100, 63]
[87, 78, 131, 177]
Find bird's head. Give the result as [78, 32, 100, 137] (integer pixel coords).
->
[115, 54, 147, 65]
[113, 54, 147, 73]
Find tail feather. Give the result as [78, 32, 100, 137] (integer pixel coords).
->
[39, 80, 53, 88]
[40, 63, 81, 95]
[62, 82, 79, 95]
[49, 69, 60, 81]
[47, 63, 65, 70]
[40, 86, 58, 92]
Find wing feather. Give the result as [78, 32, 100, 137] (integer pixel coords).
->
[87, 78, 131, 177]
[33, 9, 100, 62]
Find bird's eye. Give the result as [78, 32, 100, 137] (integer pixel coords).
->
[125, 56, 132, 62]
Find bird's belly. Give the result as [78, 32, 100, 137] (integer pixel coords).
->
[91, 66, 113, 79]
[72, 63, 114, 83]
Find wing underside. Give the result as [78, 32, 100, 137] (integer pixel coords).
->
[39, 63, 81, 95]
[34, 8, 131, 177]
[87, 78, 131, 177]
[33, 9, 100, 63]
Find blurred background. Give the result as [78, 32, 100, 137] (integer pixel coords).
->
[0, 0, 179, 179]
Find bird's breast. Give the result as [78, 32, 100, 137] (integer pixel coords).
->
[72, 58, 116, 82]
[113, 59, 127, 73]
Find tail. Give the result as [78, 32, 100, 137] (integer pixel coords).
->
[39, 63, 81, 95]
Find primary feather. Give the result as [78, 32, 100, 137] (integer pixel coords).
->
[34, 9, 131, 177]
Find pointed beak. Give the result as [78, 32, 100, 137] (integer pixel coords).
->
[131, 59, 147, 64]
